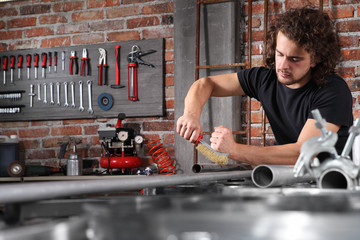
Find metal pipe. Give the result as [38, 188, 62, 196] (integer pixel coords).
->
[0, 171, 252, 204]
[251, 165, 315, 188]
[319, 168, 356, 190]
[192, 163, 252, 173]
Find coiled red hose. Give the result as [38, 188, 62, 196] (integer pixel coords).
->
[146, 139, 176, 175]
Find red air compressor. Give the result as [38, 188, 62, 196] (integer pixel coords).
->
[98, 113, 144, 174]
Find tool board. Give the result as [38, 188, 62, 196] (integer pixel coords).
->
[0, 38, 164, 121]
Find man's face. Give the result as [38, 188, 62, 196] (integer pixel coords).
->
[275, 31, 316, 89]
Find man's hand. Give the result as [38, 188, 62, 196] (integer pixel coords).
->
[176, 114, 202, 143]
[210, 125, 236, 153]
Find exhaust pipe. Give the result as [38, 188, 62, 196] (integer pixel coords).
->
[251, 165, 315, 188]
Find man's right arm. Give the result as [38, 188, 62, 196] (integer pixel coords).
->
[176, 72, 244, 143]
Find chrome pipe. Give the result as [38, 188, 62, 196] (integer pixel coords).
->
[252, 165, 315, 188]
[0, 171, 252, 204]
[192, 164, 252, 173]
[319, 168, 357, 190]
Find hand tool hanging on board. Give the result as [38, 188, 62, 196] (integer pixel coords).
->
[111, 45, 125, 89]
[54, 51, 57, 73]
[97, 48, 108, 85]
[48, 52, 52, 73]
[17, 55, 23, 81]
[2, 56, 8, 85]
[81, 48, 90, 76]
[127, 45, 156, 101]
[70, 51, 78, 75]
[26, 54, 31, 80]
[61, 51, 65, 72]
[28, 84, 36, 108]
[34, 53, 39, 79]
[9, 55, 15, 84]
[41, 52, 47, 78]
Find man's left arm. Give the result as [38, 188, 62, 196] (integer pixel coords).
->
[210, 119, 341, 166]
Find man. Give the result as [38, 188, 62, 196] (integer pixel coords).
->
[176, 7, 353, 166]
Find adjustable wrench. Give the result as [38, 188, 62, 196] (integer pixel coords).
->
[70, 81, 75, 108]
[87, 80, 93, 114]
[56, 82, 61, 106]
[43, 83, 47, 104]
[79, 81, 84, 112]
[64, 82, 69, 107]
[49, 82, 55, 105]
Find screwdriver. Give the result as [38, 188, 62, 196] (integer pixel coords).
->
[41, 52, 47, 78]
[10, 55, 15, 84]
[61, 51, 65, 71]
[17, 55, 23, 81]
[3, 56, 8, 85]
[34, 53, 39, 79]
[48, 52, 52, 73]
[54, 52, 57, 72]
[26, 54, 31, 80]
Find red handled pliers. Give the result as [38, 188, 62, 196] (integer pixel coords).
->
[98, 48, 108, 85]
[81, 48, 90, 76]
[70, 50, 78, 75]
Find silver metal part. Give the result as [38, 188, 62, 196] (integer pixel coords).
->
[62, 51, 65, 71]
[87, 80, 93, 114]
[37, 83, 41, 101]
[70, 81, 75, 108]
[64, 82, 69, 107]
[49, 82, 54, 105]
[28, 84, 36, 108]
[79, 81, 84, 112]
[43, 83, 47, 104]
[56, 82, 61, 106]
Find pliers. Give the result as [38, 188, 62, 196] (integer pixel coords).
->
[70, 50, 78, 75]
[81, 48, 90, 76]
[97, 48, 108, 85]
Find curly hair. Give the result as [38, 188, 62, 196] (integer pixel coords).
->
[265, 7, 340, 87]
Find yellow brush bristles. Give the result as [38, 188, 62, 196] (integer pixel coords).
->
[196, 143, 228, 165]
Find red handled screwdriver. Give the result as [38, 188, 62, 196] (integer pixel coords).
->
[26, 54, 31, 80]
[10, 55, 15, 84]
[41, 52, 47, 78]
[34, 53, 39, 79]
[48, 52, 52, 73]
[54, 51, 57, 72]
[17, 55, 23, 81]
[2, 56, 8, 85]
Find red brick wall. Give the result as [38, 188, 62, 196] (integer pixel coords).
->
[0, 0, 174, 167]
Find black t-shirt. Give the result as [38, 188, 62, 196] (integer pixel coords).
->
[238, 67, 353, 153]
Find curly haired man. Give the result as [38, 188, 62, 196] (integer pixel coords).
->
[176, 7, 353, 165]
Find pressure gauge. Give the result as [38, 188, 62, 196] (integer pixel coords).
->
[118, 131, 128, 141]
[135, 135, 144, 144]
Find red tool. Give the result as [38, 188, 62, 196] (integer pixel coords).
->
[70, 50, 78, 75]
[111, 45, 125, 89]
[127, 45, 156, 101]
[80, 48, 90, 76]
[2, 56, 8, 85]
[48, 52, 52, 73]
[17, 55, 23, 81]
[97, 48, 108, 85]
[54, 51, 57, 72]
[26, 54, 31, 80]
[41, 52, 47, 78]
[33, 53, 39, 79]
[10, 55, 15, 84]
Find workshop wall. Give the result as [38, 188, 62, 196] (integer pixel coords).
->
[0, 0, 174, 167]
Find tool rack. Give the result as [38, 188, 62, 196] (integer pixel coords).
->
[0, 38, 164, 121]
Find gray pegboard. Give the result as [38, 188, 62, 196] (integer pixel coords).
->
[0, 38, 164, 121]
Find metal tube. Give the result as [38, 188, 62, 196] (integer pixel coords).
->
[192, 164, 252, 173]
[251, 165, 315, 188]
[319, 168, 356, 190]
[0, 171, 252, 204]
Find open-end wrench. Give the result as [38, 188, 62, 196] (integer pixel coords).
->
[87, 80, 93, 114]
[49, 82, 54, 105]
[56, 82, 61, 106]
[64, 82, 69, 107]
[37, 83, 41, 101]
[70, 81, 75, 108]
[43, 83, 47, 104]
[79, 81, 84, 112]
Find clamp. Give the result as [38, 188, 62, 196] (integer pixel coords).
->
[97, 48, 108, 86]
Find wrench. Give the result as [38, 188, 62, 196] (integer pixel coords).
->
[29, 84, 36, 108]
[43, 83, 47, 104]
[56, 82, 61, 106]
[64, 82, 69, 107]
[87, 80, 94, 114]
[79, 81, 84, 112]
[70, 81, 76, 108]
[37, 83, 41, 101]
[49, 82, 55, 105]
